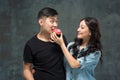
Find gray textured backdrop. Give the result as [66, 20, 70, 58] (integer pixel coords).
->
[0, 0, 120, 80]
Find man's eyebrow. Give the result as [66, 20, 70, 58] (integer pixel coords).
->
[49, 17, 55, 19]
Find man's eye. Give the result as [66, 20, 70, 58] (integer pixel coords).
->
[50, 20, 54, 23]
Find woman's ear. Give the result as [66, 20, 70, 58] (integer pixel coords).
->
[89, 31, 91, 36]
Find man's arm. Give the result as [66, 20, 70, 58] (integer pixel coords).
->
[23, 62, 34, 80]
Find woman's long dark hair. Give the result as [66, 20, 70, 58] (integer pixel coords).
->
[69, 17, 102, 63]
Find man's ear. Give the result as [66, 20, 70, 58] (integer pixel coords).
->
[38, 19, 43, 26]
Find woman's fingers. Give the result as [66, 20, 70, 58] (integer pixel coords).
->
[50, 32, 58, 41]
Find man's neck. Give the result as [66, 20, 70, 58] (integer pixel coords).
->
[37, 32, 50, 42]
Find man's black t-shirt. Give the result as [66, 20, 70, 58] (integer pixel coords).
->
[23, 35, 67, 80]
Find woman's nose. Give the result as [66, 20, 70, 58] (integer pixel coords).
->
[77, 28, 80, 31]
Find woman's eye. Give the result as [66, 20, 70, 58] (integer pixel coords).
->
[81, 27, 84, 29]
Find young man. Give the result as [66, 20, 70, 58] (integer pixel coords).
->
[23, 7, 67, 80]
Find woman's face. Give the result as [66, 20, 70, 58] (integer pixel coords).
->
[77, 20, 91, 40]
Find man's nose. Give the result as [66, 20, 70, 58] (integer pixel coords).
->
[53, 22, 58, 27]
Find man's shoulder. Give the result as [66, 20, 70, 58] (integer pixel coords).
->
[62, 34, 68, 46]
[25, 35, 37, 45]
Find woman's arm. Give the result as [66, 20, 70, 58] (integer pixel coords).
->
[60, 43, 80, 68]
[50, 33, 80, 68]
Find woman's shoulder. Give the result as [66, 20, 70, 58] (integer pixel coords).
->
[67, 41, 74, 49]
[94, 50, 101, 55]
[89, 50, 101, 58]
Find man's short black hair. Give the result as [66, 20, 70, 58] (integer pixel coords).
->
[37, 7, 58, 19]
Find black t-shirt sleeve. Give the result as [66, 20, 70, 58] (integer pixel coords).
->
[63, 35, 68, 47]
[23, 44, 33, 63]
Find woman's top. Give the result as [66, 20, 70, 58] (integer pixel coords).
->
[64, 42, 101, 80]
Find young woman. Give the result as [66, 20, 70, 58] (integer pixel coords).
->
[50, 17, 102, 80]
